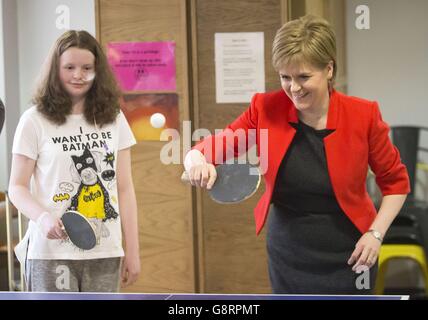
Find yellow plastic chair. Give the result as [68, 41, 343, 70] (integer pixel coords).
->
[375, 244, 428, 296]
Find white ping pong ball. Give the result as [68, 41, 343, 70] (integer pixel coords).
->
[150, 113, 166, 128]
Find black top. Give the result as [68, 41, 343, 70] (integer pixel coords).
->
[267, 121, 377, 294]
[272, 121, 338, 212]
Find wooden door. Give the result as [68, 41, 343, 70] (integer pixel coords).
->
[96, 0, 195, 293]
[191, 0, 287, 293]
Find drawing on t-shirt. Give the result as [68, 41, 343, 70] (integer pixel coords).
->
[101, 151, 116, 190]
[101, 169, 116, 190]
[59, 182, 74, 193]
[67, 148, 119, 243]
[103, 151, 115, 168]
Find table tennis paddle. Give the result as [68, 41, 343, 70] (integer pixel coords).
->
[181, 163, 261, 204]
[61, 210, 97, 250]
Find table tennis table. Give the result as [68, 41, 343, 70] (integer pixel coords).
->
[0, 291, 409, 300]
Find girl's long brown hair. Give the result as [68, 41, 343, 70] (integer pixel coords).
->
[33, 30, 121, 127]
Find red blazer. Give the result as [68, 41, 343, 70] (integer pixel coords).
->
[194, 89, 410, 235]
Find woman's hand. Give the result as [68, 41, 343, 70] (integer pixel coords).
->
[188, 163, 217, 189]
[348, 232, 382, 271]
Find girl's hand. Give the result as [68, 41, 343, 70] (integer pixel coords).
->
[121, 253, 141, 287]
[37, 212, 67, 240]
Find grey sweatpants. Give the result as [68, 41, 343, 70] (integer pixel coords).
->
[26, 258, 122, 292]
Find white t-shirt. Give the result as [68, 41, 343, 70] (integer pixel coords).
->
[12, 106, 136, 260]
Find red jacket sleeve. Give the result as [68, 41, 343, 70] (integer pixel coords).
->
[368, 102, 410, 195]
[193, 93, 260, 164]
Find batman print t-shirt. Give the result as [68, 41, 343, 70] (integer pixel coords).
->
[12, 106, 136, 260]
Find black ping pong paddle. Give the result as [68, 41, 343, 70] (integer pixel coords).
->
[181, 163, 261, 204]
[61, 210, 97, 250]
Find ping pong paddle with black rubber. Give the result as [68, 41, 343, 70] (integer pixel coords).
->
[61, 210, 97, 250]
[181, 163, 261, 204]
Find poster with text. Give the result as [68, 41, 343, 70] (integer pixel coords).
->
[215, 32, 265, 103]
[108, 41, 176, 91]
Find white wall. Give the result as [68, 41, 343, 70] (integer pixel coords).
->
[346, 0, 428, 127]
[0, 0, 95, 190]
[18, 0, 95, 114]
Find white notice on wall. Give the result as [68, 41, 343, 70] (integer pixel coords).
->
[215, 32, 265, 103]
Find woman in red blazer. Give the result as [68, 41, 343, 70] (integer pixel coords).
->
[184, 15, 410, 294]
